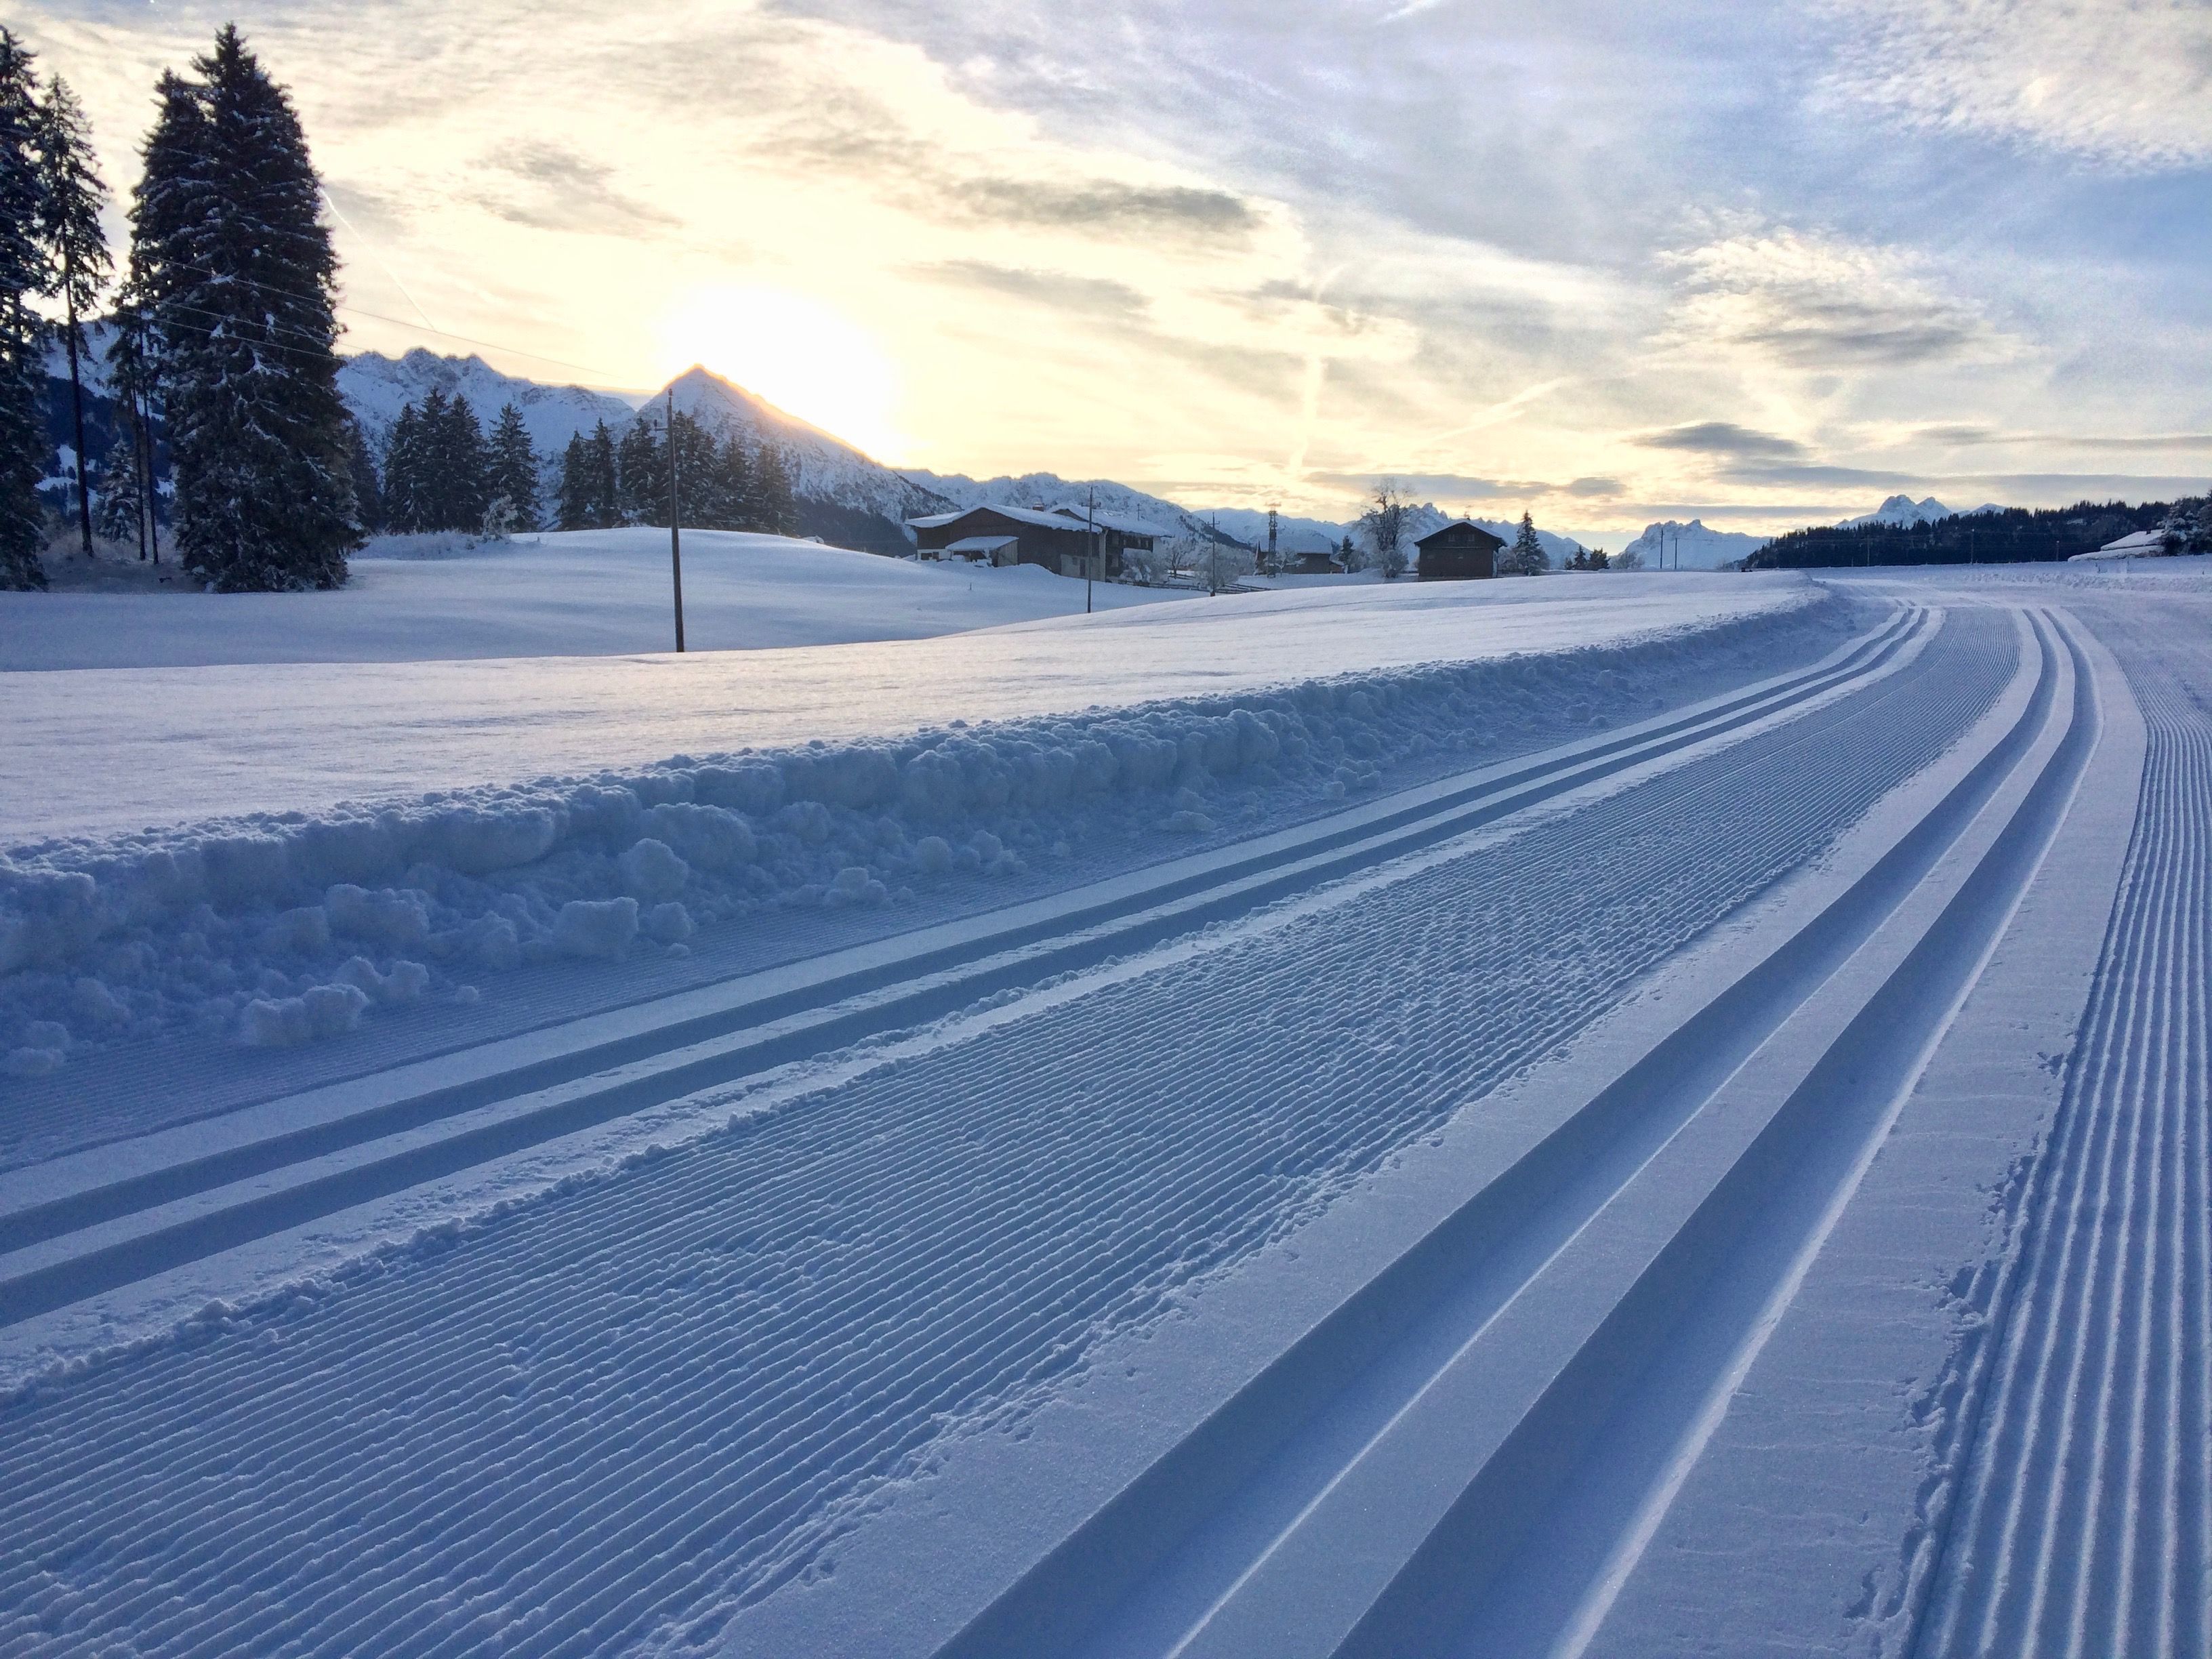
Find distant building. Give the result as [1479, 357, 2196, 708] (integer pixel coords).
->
[1272, 525, 1346, 575]
[907, 504, 1161, 579]
[1414, 518, 1504, 581]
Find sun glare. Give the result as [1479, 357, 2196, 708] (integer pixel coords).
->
[658, 287, 905, 462]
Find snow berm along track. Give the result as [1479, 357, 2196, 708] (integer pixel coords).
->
[0, 607, 1926, 1328]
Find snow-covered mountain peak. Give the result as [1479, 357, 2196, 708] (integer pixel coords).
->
[337, 350, 637, 457]
[1841, 494, 1953, 529]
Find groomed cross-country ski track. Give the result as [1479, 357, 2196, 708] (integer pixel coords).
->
[1, 567, 2206, 1658]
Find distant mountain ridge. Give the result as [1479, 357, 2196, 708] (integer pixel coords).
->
[337, 352, 947, 553]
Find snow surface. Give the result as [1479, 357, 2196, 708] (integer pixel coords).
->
[0, 574, 1824, 1076]
[2, 559, 2200, 1659]
[0, 528, 1186, 670]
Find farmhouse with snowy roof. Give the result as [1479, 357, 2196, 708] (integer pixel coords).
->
[907, 503, 1164, 580]
[1414, 518, 1504, 581]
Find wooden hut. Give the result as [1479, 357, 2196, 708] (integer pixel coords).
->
[907, 504, 1145, 579]
[1414, 519, 1504, 581]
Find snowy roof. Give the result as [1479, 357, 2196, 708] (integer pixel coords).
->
[1046, 504, 1172, 539]
[2071, 529, 2168, 560]
[1414, 518, 1506, 548]
[945, 535, 1019, 554]
[907, 504, 1100, 533]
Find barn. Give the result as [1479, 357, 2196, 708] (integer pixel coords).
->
[907, 504, 1147, 579]
[1414, 518, 1504, 581]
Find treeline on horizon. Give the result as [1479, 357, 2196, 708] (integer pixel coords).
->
[365, 388, 800, 539]
[1748, 497, 2212, 570]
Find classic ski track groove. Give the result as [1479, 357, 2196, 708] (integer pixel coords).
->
[931, 611, 2083, 1659]
[0, 609, 2024, 1658]
[0, 611, 1928, 1326]
[1911, 626, 2209, 1659]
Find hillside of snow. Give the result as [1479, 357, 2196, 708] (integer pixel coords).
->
[0, 529, 1187, 671]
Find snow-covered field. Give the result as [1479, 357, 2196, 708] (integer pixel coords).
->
[0, 560, 2205, 1658]
[0, 528, 1187, 671]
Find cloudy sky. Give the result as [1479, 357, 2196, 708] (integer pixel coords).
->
[18, 0, 2212, 537]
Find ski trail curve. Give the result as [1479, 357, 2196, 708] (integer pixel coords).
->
[1912, 623, 2209, 1659]
[0, 611, 1928, 1328]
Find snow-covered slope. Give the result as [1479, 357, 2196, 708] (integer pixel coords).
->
[0, 528, 1184, 670]
[1622, 518, 1769, 570]
[336, 349, 636, 455]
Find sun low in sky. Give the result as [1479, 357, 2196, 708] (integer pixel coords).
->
[659, 287, 906, 462]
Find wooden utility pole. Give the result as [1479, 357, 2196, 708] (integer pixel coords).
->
[667, 388, 686, 652]
[1086, 484, 1097, 615]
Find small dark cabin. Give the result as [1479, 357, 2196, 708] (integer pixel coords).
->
[907, 504, 1129, 579]
[1414, 519, 1504, 581]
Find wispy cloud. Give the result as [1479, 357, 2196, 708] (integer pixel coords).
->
[1635, 422, 1807, 459]
[1660, 227, 2006, 369]
[1823, 0, 2212, 168]
[472, 141, 678, 233]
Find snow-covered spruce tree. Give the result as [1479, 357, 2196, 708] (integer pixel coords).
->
[33, 73, 110, 559]
[555, 430, 590, 530]
[616, 413, 659, 525]
[0, 30, 49, 590]
[656, 408, 716, 529]
[131, 28, 356, 590]
[1502, 510, 1547, 575]
[714, 430, 754, 531]
[487, 401, 537, 530]
[343, 413, 381, 532]
[755, 442, 798, 535]
[586, 419, 619, 527]
[433, 391, 489, 531]
[100, 296, 159, 558]
[382, 400, 426, 531]
[2157, 495, 2211, 556]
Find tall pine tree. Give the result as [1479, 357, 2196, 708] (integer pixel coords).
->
[556, 430, 591, 530]
[0, 30, 47, 590]
[33, 74, 110, 559]
[436, 392, 489, 531]
[487, 401, 538, 530]
[755, 443, 797, 536]
[1504, 511, 1546, 576]
[714, 430, 754, 531]
[104, 295, 161, 559]
[616, 413, 658, 525]
[382, 400, 426, 531]
[131, 27, 355, 590]
[343, 414, 381, 533]
[585, 419, 618, 528]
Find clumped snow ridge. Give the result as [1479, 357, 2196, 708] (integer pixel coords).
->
[0, 597, 1833, 1072]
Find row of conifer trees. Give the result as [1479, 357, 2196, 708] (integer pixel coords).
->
[375, 390, 539, 535]
[1, 24, 359, 591]
[554, 411, 800, 536]
[361, 393, 806, 539]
